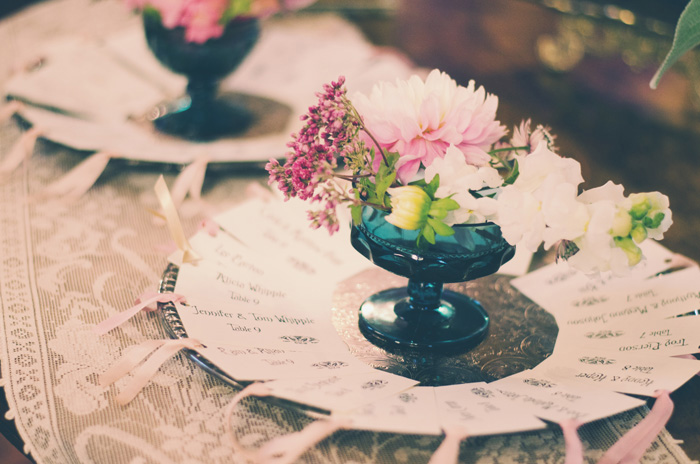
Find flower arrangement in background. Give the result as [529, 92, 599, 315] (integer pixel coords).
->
[124, 0, 316, 43]
[267, 70, 672, 275]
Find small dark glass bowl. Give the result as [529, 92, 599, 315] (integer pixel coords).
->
[350, 207, 515, 353]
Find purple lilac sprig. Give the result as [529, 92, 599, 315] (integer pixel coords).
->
[266, 77, 386, 234]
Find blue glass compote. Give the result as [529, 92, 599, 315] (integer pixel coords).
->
[143, 13, 260, 141]
[350, 207, 516, 353]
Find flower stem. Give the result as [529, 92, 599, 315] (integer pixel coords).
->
[334, 173, 372, 181]
[487, 146, 528, 172]
[357, 200, 390, 211]
[488, 145, 529, 154]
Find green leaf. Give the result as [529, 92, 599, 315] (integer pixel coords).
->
[428, 207, 448, 220]
[385, 151, 400, 168]
[350, 204, 362, 226]
[651, 0, 700, 89]
[424, 174, 440, 199]
[431, 197, 460, 211]
[374, 170, 396, 204]
[222, 0, 253, 22]
[427, 217, 455, 237]
[503, 160, 520, 185]
[421, 224, 436, 244]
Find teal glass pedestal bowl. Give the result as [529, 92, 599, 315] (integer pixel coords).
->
[143, 14, 260, 141]
[350, 207, 515, 354]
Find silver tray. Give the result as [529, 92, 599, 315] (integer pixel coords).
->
[158, 263, 559, 411]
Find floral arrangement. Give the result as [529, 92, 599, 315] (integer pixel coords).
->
[125, 0, 316, 43]
[267, 70, 672, 275]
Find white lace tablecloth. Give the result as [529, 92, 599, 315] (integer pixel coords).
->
[0, 1, 697, 463]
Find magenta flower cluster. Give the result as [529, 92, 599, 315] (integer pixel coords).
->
[267, 77, 363, 233]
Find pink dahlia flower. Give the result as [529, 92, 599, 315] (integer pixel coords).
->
[352, 69, 507, 184]
[148, 0, 188, 29]
[180, 0, 229, 43]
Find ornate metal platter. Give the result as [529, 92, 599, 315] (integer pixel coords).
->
[159, 262, 558, 393]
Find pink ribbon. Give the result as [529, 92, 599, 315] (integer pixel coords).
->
[254, 418, 349, 464]
[94, 292, 186, 335]
[0, 127, 41, 176]
[597, 390, 674, 464]
[224, 383, 273, 462]
[0, 100, 22, 125]
[100, 338, 203, 405]
[39, 151, 112, 199]
[428, 426, 470, 464]
[224, 383, 347, 464]
[171, 154, 210, 208]
[560, 419, 583, 464]
[673, 354, 700, 375]
[199, 218, 219, 237]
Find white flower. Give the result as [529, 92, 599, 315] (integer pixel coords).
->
[512, 142, 583, 197]
[566, 200, 631, 275]
[424, 144, 502, 224]
[494, 143, 584, 252]
[510, 119, 557, 157]
[541, 182, 589, 249]
[494, 185, 545, 251]
[445, 192, 498, 225]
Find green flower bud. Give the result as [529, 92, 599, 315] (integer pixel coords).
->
[629, 193, 651, 220]
[631, 224, 647, 243]
[386, 186, 431, 230]
[614, 236, 642, 266]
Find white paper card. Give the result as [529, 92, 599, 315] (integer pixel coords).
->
[214, 198, 369, 285]
[511, 240, 677, 317]
[173, 232, 348, 353]
[535, 346, 700, 396]
[262, 370, 419, 412]
[490, 371, 646, 423]
[6, 37, 166, 122]
[497, 247, 533, 277]
[548, 266, 700, 331]
[333, 386, 442, 435]
[557, 313, 700, 357]
[197, 343, 372, 381]
[434, 383, 545, 436]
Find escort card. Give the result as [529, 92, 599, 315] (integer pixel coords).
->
[556, 313, 700, 357]
[196, 343, 373, 381]
[433, 383, 545, 436]
[333, 386, 442, 436]
[261, 370, 419, 413]
[517, 265, 700, 332]
[490, 371, 646, 423]
[214, 197, 370, 285]
[534, 346, 700, 396]
[511, 240, 677, 317]
[174, 232, 349, 353]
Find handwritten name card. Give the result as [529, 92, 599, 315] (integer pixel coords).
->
[434, 383, 545, 436]
[490, 371, 646, 423]
[214, 198, 369, 285]
[196, 343, 372, 381]
[261, 370, 419, 413]
[535, 346, 700, 396]
[333, 386, 442, 435]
